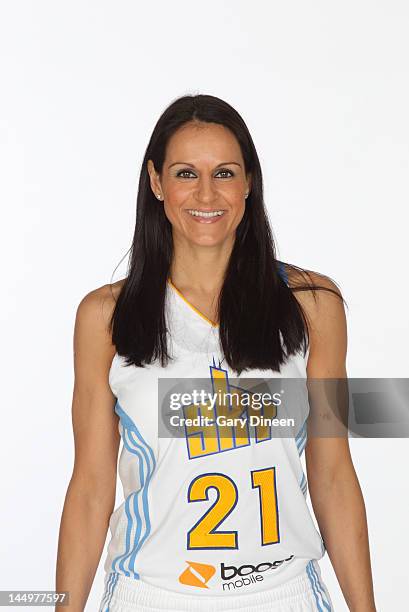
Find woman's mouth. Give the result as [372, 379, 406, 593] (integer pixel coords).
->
[186, 209, 226, 223]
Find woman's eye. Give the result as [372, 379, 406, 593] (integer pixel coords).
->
[216, 169, 234, 178]
[176, 170, 196, 178]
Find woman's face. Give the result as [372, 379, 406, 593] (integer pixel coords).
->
[147, 121, 251, 247]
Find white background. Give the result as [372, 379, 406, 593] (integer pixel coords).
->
[1, 1, 408, 609]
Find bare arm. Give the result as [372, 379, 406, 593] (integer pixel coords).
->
[55, 284, 121, 611]
[295, 273, 377, 612]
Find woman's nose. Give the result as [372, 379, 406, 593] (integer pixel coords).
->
[195, 177, 217, 203]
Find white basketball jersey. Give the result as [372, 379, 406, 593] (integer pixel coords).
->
[101, 271, 325, 600]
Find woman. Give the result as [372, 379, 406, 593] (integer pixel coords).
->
[55, 94, 377, 611]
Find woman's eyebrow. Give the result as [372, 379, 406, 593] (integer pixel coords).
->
[167, 161, 242, 169]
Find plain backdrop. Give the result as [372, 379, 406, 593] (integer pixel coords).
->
[1, 1, 408, 610]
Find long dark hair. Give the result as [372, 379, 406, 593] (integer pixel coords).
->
[109, 94, 346, 375]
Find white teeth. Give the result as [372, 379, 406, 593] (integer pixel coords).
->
[187, 210, 225, 217]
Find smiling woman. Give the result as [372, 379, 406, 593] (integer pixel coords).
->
[147, 121, 250, 249]
[55, 94, 377, 612]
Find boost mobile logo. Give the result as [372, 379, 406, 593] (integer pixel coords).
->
[178, 561, 216, 588]
[220, 555, 294, 591]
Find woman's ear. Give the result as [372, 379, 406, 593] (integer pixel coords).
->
[147, 159, 163, 199]
[246, 172, 252, 196]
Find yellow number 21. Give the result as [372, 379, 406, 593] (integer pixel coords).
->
[187, 467, 279, 550]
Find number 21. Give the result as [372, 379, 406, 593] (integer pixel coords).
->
[187, 467, 280, 549]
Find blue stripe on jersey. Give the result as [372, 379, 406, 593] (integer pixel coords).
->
[98, 572, 110, 612]
[116, 430, 144, 578]
[99, 572, 119, 612]
[299, 471, 308, 496]
[306, 561, 332, 611]
[109, 401, 156, 583]
[280, 262, 309, 493]
[295, 419, 308, 456]
[278, 260, 288, 285]
[311, 561, 332, 610]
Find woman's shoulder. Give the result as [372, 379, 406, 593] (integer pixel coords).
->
[284, 262, 340, 289]
[283, 262, 346, 349]
[78, 278, 125, 316]
[75, 279, 127, 350]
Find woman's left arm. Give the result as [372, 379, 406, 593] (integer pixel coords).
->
[300, 275, 377, 612]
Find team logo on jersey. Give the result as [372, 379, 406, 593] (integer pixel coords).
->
[178, 560, 216, 588]
[184, 357, 280, 460]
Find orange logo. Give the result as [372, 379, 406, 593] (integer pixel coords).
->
[178, 561, 216, 588]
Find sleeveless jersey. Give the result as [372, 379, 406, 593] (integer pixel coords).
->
[101, 264, 326, 601]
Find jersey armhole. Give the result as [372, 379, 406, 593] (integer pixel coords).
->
[108, 352, 120, 398]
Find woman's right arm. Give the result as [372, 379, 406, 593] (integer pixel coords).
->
[55, 284, 121, 611]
